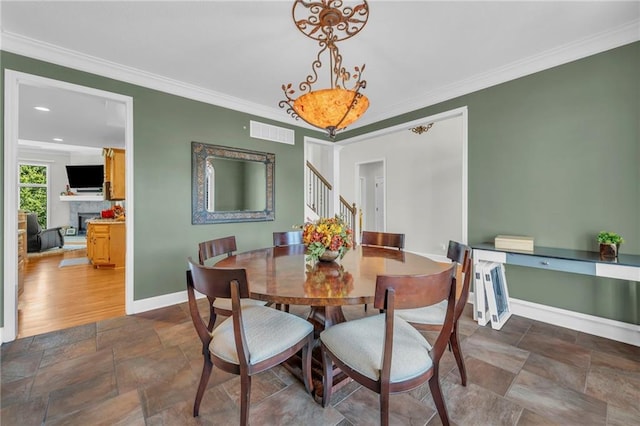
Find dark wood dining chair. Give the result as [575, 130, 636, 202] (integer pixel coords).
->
[320, 265, 458, 426]
[198, 236, 266, 329]
[272, 230, 304, 312]
[361, 231, 405, 311]
[186, 258, 314, 425]
[395, 240, 472, 385]
[360, 230, 405, 251]
[273, 230, 303, 247]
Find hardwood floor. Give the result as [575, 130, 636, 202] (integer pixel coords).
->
[18, 247, 125, 338]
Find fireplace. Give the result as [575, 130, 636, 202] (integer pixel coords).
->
[77, 212, 99, 235]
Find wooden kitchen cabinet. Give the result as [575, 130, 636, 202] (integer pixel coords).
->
[103, 147, 125, 200]
[87, 220, 125, 268]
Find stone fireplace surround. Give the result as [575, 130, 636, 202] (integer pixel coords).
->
[68, 200, 111, 232]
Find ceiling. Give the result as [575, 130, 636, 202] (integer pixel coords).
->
[2, 1, 639, 146]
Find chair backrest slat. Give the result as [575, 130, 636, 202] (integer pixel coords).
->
[361, 231, 404, 250]
[373, 266, 455, 311]
[198, 236, 237, 264]
[273, 230, 303, 246]
[187, 257, 249, 299]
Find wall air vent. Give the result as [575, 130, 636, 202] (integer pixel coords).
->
[250, 120, 295, 145]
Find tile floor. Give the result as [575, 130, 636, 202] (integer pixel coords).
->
[1, 302, 639, 425]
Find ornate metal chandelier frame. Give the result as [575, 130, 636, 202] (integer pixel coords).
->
[280, 0, 370, 138]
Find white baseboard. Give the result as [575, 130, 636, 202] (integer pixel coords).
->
[0, 327, 3, 344]
[131, 289, 205, 314]
[469, 292, 640, 347]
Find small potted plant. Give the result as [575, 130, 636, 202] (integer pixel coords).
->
[597, 231, 624, 260]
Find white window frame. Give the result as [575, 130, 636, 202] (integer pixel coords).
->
[18, 162, 51, 228]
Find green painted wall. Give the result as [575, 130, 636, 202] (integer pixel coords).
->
[2, 42, 638, 327]
[341, 42, 640, 324]
[0, 51, 322, 324]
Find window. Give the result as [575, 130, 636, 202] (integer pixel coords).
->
[19, 163, 49, 228]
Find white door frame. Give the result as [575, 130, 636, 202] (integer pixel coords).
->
[355, 158, 387, 239]
[338, 106, 468, 250]
[3, 70, 135, 342]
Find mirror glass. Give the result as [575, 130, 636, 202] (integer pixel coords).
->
[192, 142, 274, 224]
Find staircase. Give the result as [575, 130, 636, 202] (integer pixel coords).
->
[306, 161, 357, 232]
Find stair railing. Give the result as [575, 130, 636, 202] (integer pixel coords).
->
[306, 161, 332, 218]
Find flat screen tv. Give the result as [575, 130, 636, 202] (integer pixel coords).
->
[65, 165, 104, 192]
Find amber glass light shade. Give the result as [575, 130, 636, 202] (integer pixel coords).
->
[293, 88, 369, 132]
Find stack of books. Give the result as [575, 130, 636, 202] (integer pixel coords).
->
[494, 235, 534, 252]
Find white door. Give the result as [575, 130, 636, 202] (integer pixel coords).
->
[374, 176, 384, 231]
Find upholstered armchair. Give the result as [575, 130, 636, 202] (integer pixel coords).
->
[26, 212, 64, 253]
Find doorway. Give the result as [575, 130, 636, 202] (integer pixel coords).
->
[3, 71, 134, 342]
[356, 160, 386, 235]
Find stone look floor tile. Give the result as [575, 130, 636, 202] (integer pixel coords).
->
[606, 405, 640, 426]
[115, 345, 191, 393]
[139, 363, 199, 418]
[146, 386, 239, 426]
[517, 331, 591, 369]
[506, 370, 607, 425]
[0, 395, 47, 426]
[0, 336, 34, 357]
[30, 348, 114, 397]
[47, 389, 145, 426]
[28, 323, 95, 352]
[461, 332, 530, 374]
[424, 379, 523, 426]
[0, 375, 35, 407]
[251, 382, 345, 426]
[516, 408, 563, 425]
[576, 332, 640, 363]
[449, 355, 516, 396]
[335, 385, 435, 426]
[138, 304, 190, 329]
[526, 320, 578, 342]
[521, 352, 587, 392]
[472, 323, 526, 346]
[39, 337, 96, 368]
[3, 306, 639, 426]
[585, 363, 640, 416]
[155, 319, 199, 348]
[0, 350, 43, 382]
[222, 370, 289, 407]
[45, 371, 118, 421]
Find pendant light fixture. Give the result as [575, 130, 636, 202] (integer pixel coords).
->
[280, 0, 370, 139]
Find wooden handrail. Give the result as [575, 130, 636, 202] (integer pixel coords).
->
[339, 196, 357, 233]
[339, 196, 356, 215]
[306, 161, 332, 190]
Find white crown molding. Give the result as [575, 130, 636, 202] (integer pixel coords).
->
[2, 19, 638, 134]
[355, 19, 640, 128]
[0, 31, 291, 125]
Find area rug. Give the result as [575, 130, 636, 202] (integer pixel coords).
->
[27, 245, 86, 259]
[58, 257, 90, 268]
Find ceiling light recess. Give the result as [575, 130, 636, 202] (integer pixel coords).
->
[34, 106, 50, 112]
[279, 0, 370, 139]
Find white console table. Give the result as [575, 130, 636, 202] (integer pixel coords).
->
[471, 243, 640, 346]
[473, 243, 640, 281]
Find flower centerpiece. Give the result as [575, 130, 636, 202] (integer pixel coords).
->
[302, 215, 353, 263]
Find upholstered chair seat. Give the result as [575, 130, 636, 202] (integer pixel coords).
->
[211, 305, 313, 366]
[320, 314, 432, 383]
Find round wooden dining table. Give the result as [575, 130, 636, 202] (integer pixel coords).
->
[215, 243, 450, 399]
[215, 243, 450, 334]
